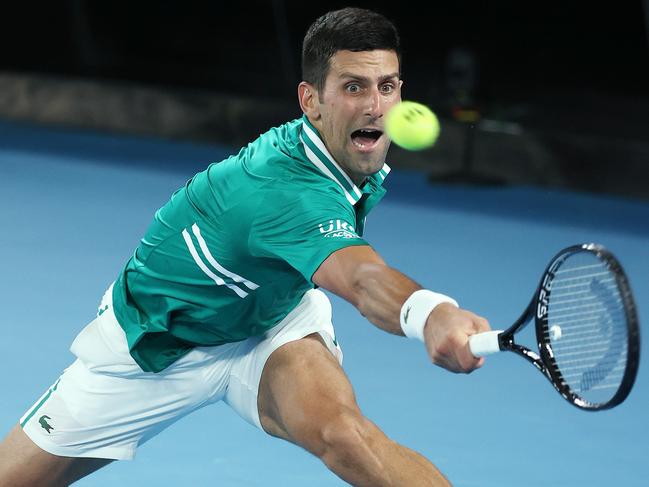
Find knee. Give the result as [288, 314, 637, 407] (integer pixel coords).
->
[312, 409, 380, 464]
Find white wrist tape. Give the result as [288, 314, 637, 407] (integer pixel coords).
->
[400, 290, 459, 342]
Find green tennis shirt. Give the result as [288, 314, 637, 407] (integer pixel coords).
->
[112, 115, 390, 372]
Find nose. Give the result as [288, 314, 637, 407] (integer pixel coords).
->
[364, 87, 383, 119]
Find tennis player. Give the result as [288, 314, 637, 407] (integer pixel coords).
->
[0, 8, 490, 486]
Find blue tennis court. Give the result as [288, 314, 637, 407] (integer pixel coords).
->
[1, 120, 647, 486]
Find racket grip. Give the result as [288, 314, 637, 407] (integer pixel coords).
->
[469, 330, 504, 357]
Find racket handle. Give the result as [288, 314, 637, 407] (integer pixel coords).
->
[469, 330, 504, 357]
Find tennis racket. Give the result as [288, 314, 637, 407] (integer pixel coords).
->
[469, 243, 640, 411]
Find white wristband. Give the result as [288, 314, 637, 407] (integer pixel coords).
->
[400, 290, 459, 342]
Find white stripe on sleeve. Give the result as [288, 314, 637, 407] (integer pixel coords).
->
[182, 229, 248, 298]
[191, 224, 259, 290]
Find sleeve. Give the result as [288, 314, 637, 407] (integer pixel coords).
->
[249, 189, 370, 283]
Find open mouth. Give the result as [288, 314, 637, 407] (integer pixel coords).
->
[351, 129, 383, 150]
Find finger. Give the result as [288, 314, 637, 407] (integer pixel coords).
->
[474, 316, 491, 333]
[465, 355, 485, 373]
[457, 344, 483, 373]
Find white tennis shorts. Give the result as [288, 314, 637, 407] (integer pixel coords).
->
[20, 285, 342, 460]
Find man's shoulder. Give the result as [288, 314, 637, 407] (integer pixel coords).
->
[238, 119, 344, 193]
[206, 116, 351, 209]
[253, 182, 355, 231]
[255, 118, 303, 153]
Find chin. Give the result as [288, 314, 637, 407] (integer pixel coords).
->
[356, 158, 386, 178]
[340, 145, 387, 182]
[361, 149, 388, 171]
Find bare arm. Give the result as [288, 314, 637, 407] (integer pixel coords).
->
[313, 245, 490, 373]
[313, 245, 417, 335]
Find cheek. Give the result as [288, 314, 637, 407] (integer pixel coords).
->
[335, 108, 356, 135]
[386, 98, 401, 112]
[321, 102, 355, 148]
[328, 114, 348, 145]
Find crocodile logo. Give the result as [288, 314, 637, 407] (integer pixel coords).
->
[98, 304, 109, 316]
[39, 415, 54, 434]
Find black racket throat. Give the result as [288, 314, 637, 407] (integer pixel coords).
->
[499, 244, 640, 411]
[498, 301, 550, 384]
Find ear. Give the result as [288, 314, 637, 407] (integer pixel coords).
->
[298, 82, 321, 121]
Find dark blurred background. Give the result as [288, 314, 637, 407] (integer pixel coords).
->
[1, 1, 648, 199]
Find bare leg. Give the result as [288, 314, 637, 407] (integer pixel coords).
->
[0, 425, 112, 487]
[258, 334, 451, 487]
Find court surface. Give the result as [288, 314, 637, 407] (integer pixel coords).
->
[1, 120, 647, 486]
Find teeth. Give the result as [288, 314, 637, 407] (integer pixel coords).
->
[351, 129, 382, 149]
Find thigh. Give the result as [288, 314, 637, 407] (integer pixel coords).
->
[0, 424, 112, 487]
[256, 336, 452, 487]
[256, 333, 359, 446]
[222, 288, 343, 430]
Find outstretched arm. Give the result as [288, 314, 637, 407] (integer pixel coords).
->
[313, 245, 490, 373]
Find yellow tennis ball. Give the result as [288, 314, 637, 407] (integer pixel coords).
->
[385, 101, 440, 151]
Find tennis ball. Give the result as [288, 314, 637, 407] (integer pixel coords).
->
[550, 325, 562, 341]
[385, 101, 440, 151]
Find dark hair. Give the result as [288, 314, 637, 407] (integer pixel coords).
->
[302, 7, 401, 94]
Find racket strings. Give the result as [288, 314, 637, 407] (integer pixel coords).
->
[549, 305, 624, 322]
[549, 288, 619, 308]
[546, 333, 628, 351]
[545, 255, 629, 404]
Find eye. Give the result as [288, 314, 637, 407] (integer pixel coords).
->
[380, 83, 395, 94]
[345, 83, 361, 94]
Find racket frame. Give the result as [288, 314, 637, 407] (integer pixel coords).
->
[497, 243, 640, 411]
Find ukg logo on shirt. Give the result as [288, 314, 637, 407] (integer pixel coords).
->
[318, 220, 359, 239]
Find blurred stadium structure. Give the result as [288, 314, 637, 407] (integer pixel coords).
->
[1, 1, 648, 199]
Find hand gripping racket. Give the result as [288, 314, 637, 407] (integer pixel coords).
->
[469, 244, 640, 410]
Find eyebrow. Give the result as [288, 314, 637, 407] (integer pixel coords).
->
[339, 72, 400, 83]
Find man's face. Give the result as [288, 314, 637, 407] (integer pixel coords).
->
[306, 49, 402, 185]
